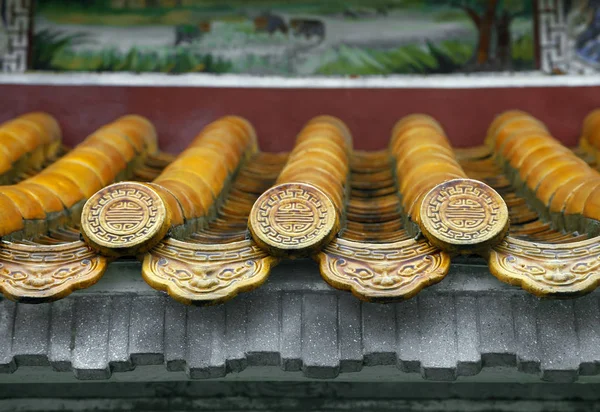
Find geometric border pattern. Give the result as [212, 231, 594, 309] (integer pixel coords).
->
[538, 0, 570, 73]
[1, 0, 30, 72]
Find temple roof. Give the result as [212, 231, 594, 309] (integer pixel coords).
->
[0, 109, 599, 305]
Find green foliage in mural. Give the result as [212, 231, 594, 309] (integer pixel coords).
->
[31, 29, 92, 70]
[37, 0, 416, 25]
[316, 32, 534, 76]
[32, 29, 231, 73]
[316, 41, 472, 76]
[51, 47, 232, 73]
[512, 32, 535, 70]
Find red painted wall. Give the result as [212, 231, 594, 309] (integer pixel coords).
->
[0, 85, 597, 153]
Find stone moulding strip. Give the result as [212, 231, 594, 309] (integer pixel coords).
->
[3, 72, 600, 89]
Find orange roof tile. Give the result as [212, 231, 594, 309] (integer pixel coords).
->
[0, 110, 598, 303]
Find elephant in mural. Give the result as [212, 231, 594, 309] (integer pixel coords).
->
[289, 19, 325, 41]
[253, 12, 288, 35]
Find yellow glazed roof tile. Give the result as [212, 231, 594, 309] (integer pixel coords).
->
[0, 110, 600, 303]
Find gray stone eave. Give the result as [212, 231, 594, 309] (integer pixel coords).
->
[1, 259, 598, 383]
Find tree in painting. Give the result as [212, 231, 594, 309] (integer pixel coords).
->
[423, 0, 533, 70]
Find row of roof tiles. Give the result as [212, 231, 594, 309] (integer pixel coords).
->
[0, 109, 599, 304]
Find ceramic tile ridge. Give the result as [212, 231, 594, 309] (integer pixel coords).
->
[0, 110, 597, 305]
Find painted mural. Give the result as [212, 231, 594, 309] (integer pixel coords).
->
[29, 0, 536, 75]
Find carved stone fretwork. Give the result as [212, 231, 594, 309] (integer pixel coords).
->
[538, 0, 570, 73]
[419, 178, 509, 254]
[0, 240, 108, 302]
[489, 235, 600, 297]
[249, 182, 339, 257]
[316, 237, 451, 302]
[142, 238, 279, 305]
[1, 0, 30, 72]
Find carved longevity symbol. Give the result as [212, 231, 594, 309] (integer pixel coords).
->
[444, 197, 487, 231]
[419, 179, 509, 251]
[273, 200, 314, 234]
[81, 182, 170, 256]
[249, 183, 338, 255]
[103, 200, 147, 232]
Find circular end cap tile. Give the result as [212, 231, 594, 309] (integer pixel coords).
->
[249, 182, 339, 257]
[81, 182, 171, 257]
[419, 178, 509, 253]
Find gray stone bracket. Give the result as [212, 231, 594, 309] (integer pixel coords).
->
[1, 258, 599, 383]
